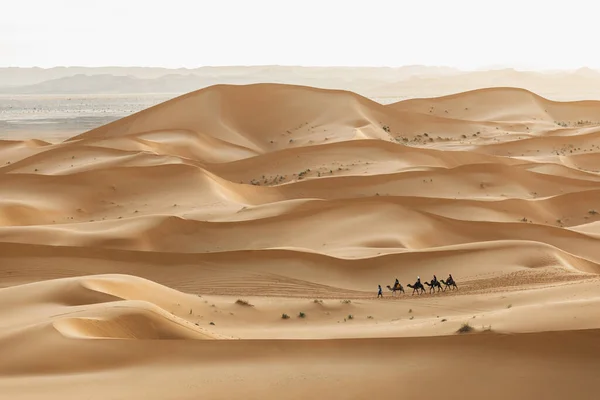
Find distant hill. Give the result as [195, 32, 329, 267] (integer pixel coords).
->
[0, 74, 212, 95]
[0, 65, 461, 96]
[2, 65, 600, 100]
[0, 65, 461, 88]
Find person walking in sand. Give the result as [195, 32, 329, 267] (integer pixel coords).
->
[377, 284, 383, 298]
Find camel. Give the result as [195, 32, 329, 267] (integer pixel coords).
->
[406, 282, 426, 295]
[441, 278, 458, 291]
[386, 283, 405, 296]
[424, 279, 444, 293]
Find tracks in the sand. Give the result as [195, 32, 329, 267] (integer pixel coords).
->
[189, 269, 598, 300]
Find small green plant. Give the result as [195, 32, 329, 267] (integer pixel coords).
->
[457, 323, 473, 334]
[282, 313, 290, 319]
[235, 299, 253, 307]
[313, 299, 323, 304]
[347, 314, 354, 320]
[298, 312, 306, 318]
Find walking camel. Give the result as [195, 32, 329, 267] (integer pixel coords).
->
[386, 283, 405, 296]
[424, 279, 444, 293]
[406, 282, 426, 295]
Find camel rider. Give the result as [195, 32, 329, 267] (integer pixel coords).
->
[433, 275, 438, 284]
[448, 274, 453, 284]
[417, 276, 421, 285]
[395, 278, 400, 289]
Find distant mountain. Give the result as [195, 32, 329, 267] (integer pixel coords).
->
[0, 74, 212, 95]
[0, 65, 462, 95]
[2, 65, 600, 99]
[0, 66, 193, 87]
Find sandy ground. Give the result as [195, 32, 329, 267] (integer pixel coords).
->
[1, 83, 600, 399]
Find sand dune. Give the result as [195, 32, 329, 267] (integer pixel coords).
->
[1, 83, 600, 399]
[391, 87, 600, 122]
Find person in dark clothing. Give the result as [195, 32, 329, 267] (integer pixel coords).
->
[433, 274, 438, 284]
[377, 284, 383, 298]
[394, 278, 400, 289]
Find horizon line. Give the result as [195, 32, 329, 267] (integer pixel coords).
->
[0, 64, 597, 72]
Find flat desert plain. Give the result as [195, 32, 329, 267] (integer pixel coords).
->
[1, 83, 600, 400]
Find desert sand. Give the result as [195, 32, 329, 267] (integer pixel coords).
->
[1, 83, 600, 399]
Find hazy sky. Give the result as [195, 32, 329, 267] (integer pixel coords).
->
[1, 0, 596, 69]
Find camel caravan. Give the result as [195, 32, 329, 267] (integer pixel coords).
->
[379, 274, 458, 297]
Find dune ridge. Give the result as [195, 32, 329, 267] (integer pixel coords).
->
[2, 83, 600, 399]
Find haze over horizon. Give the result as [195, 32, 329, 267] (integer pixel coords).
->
[2, 0, 598, 70]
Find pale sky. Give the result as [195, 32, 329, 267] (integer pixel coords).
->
[1, 0, 596, 70]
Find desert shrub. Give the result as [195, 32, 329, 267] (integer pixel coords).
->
[235, 299, 253, 307]
[457, 323, 473, 333]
